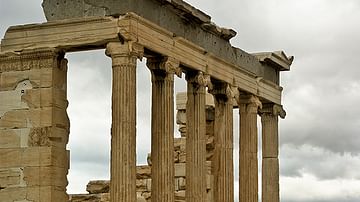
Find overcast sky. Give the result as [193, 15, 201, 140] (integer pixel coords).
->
[1, 0, 360, 201]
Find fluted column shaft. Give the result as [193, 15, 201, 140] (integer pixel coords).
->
[238, 94, 262, 202]
[106, 42, 143, 202]
[211, 83, 234, 202]
[261, 104, 285, 202]
[185, 72, 210, 202]
[147, 57, 180, 202]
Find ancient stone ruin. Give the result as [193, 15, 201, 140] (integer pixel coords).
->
[0, 0, 293, 202]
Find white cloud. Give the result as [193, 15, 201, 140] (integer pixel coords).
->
[281, 174, 360, 202]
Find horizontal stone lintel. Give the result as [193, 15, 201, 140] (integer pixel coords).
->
[1, 13, 284, 104]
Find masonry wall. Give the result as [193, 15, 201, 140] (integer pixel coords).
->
[0, 49, 70, 202]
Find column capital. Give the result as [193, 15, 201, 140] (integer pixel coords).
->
[260, 103, 286, 119]
[186, 71, 212, 89]
[209, 81, 234, 101]
[146, 57, 182, 77]
[236, 92, 262, 114]
[105, 41, 144, 59]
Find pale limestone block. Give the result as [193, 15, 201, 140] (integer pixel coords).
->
[0, 110, 27, 129]
[178, 152, 186, 163]
[70, 193, 109, 202]
[136, 179, 147, 192]
[23, 166, 68, 187]
[0, 80, 32, 116]
[177, 177, 186, 190]
[146, 179, 151, 191]
[0, 186, 68, 202]
[175, 190, 185, 200]
[0, 168, 22, 188]
[174, 163, 185, 177]
[141, 191, 151, 201]
[0, 108, 69, 130]
[0, 68, 52, 91]
[86, 180, 109, 194]
[0, 129, 30, 148]
[0, 147, 69, 169]
[21, 88, 68, 109]
[136, 165, 151, 179]
[137, 192, 147, 202]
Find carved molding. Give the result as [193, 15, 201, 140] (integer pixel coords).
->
[0, 48, 62, 73]
[209, 81, 234, 101]
[147, 57, 182, 78]
[105, 41, 144, 60]
[260, 104, 286, 119]
[236, 92, 262, 113]
[186, 71, 212, 89]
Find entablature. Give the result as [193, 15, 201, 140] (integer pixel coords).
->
[0, 13, 290, 105]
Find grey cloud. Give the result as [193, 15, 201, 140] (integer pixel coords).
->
[0, 0, 45, 38]
[280, 144, 360, 180]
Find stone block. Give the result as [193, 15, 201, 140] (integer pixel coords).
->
[0, 68, 52, 91]
[22, 87, 68, 109]
[178, 152, 186, 163]
[0, 107, 69, 130]
[28, 126, 69, 148]
[23, 166, 68, 187]
[175, 190, 185, 201]
[0, 80, 32, 116]
[70, 193, 109, 202]
[174, 163, 185, 177]
[0, 129, 29, 148]
[86, 180, 109, 194]
[0, 186, 68, 202]
[136, 165, 151, 179]
[136, 179, 147, 192]
[0, 147, 69, 169]
[175, 177, 186, 191]
[0, 168, 23, 188]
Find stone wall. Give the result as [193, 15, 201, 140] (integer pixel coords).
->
[0, 49, 70, 202]
[69, 93, 216, 202]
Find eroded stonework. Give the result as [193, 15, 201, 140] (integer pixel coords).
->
[0, 49, 70, 202]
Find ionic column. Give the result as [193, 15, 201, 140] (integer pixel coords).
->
[210, 83, 234, 202]
[260, 104, 286, 202]
[105, 42, 143, 202]
[146, 57, 181, 202]
[237, 93, 262, 202]
[185, 71, 211, 202]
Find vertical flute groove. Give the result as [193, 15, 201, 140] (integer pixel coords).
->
[186, 75, 207, 202]
[213, 96, 234, 202]
[151, 70, 175, 202]
[239, 97, 260, 202]
[109, 54, 137, 202]
[261, 108, 280, 202]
